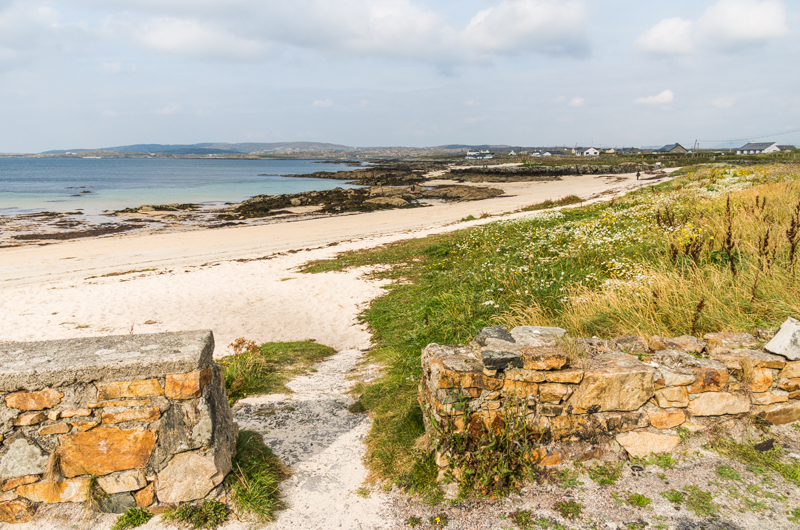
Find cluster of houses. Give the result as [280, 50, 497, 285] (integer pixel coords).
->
[464, 141, 795, 160]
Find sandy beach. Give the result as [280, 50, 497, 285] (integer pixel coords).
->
[0, 170, 670, 353]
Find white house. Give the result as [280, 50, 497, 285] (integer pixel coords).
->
[737, 142, 780, 155]
[576, 147, 601, 157]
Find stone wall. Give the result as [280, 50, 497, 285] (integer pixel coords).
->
[420, 319, 800, 468]
[0, 331, 236, 523]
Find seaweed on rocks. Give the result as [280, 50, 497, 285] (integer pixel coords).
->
[449, 163, 648, 182]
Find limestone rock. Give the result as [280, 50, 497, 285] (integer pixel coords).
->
[475, 326, 515, 345]
[751, 391, 788, 405]
[156, 451, 222, 503]
[687, 392, 750, 416]
[17, 478, 89, 503]
[543, 369, 584, 384]
[13, 412, 46, 427]
[363, 196, 407, 207]
[134, 483, 155, 507]
[712, 350, 786, 371]
[1, 475, 38, 492]
[750, 368, 774, 393]
[502, 380, 538, 399]
[604, 412, 648, 433]
[760, 402, 800, 425]
[0, 438, 49, 480]
[101, 406, 161, 425]
[504, 368, 546, 383]
[688, 367, 729, 393]
[97, 492, 136, 514]
[97, 470, 147, 494]
[480, 350, 522, 371]
[0, 491, 14, 502]
[764, 317, 800, 360]
[5, 389, 63, 411]
[616, 431, 680, 458]
[703, 332, 759, 353]
[165, 368, 212, 400]
[510, 326, 566, 347]
[57, 427, 156, 477]
[539, 383, 571, 404]
[520, 347, 568, 371]
[780, 361, 800, 380]
[69, 419, 99, 432]
[779, 378, 800, 392]
[654, 387, 689, 408]
[88, 399, 151, 409]
[651, 336, 705, 354]
[0, 498, 36, 524]
[567, 361, 654, 414]
[95, 379, 165, 400]
[38, 423, 70, 436]
[648, 410, 686, 429]
[655, 366, 696, 387]
[614, 336, 649, 354]
[60, 409, 91, 418]
[540, 404, 563, 416]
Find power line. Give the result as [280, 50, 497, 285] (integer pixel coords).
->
[697, 127, 800, 144]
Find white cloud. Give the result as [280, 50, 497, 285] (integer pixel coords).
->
[312, 99, 332, 108]
[635, 89, 674, 105]
[0, 2, 64, 68]
[637, 0, 787, 57]
[134, 17, 269, 61]
[99, 61, 136, 74]
[697, 0, 787, 51]
[460, 0, 588, 58]
[153, 104, 182, 115]
[635, 17, 694, 56]
[711, 95, 737, 108]
[569, 96, 584, 107]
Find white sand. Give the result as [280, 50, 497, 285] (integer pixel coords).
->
[0, 170, 675, 529]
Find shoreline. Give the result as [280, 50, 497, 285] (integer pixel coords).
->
[0, 169, 676, 354]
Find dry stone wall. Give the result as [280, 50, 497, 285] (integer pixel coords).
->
[0, 331, 236, 524]
[420, 319, 800, 468]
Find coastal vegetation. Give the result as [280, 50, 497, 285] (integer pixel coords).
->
[302, 163, 800, 489]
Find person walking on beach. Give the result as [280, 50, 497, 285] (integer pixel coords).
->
[636, 171, 640, 180]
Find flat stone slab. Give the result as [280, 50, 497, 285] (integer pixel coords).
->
[0, 331, 214, 392]
[765, 317, 800, 360]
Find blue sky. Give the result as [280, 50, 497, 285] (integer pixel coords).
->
[1, 0, 798, 152]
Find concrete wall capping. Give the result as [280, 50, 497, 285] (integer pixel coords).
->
[0, 330, 214, 392]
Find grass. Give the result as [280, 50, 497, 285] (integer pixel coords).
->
[112, 507, 153, 530]
[715, 465, 742, 481]
[554, 500, 583, 519]
[661, 489, 684, 505]
[221, 339, 336, 403]
[300, 163, 800, 489]
[164, 499, 229, 529]
[626, 492, 652, 507]
[519, 194, 583, 212]
[586, 462, 623, 486]
[228, 430, 288, 522]
[683, 486, 717, 518]
[709, 438, 800, 486]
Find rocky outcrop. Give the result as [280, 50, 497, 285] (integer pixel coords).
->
[0, 331, 236, 518]
[448, 163, 648, 183]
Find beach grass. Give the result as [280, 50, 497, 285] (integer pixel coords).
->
[221, 339, 336, 403]
[229, 430, 289, 522]
[304, 163, 800, 487]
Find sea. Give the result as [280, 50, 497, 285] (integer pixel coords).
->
[0, 158, 362, 215]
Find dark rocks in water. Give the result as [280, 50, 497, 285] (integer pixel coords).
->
[220, 183, 503, 220]
[283, 161, 448, 186]
[114, 203, 199, 214]
[449, 163, 648, 183]
[12, 224, 144, 241]
[476, 326, 515, 346]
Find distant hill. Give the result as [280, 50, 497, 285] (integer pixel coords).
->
[43, 142, 357, 155]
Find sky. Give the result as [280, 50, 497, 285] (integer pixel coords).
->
[1, 0, 799, 152]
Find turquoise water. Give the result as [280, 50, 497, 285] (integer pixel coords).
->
[0, 158, 361, 214]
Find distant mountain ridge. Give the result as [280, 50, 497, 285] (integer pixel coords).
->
[43, 141, 357, 155]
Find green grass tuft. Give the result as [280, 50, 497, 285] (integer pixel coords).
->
[164, 499, 229, 529]
[229, 430, 288, 522]
[112, 507, 153, 530]
[554, 500, 583, 519]
[221, 339, 336, 403]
